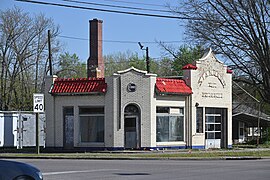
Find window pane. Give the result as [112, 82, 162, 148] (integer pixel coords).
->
[156, 115, 184, 142]
[80, 116, 104, 142]
[125, 105, 139, 114]
[215, 132, 221, 139]
[169, 116, 183, 141]
[125, 118, 136, 128]
[206, 124, 215, 131]
[156, 107, 169, 113]
[205, 108, 215, 114]
[240, 128, 244, 136]
[156, 116, 169, 142]
[206, 116, 214, 123]
[215, 116, 221, 123]
[206, 132, 215, 139]
[215, 124, 221, 131]
[63, 107, 74, 116]
[79, 107, 104, 114]
[196, 107, 203, 133]
[179, 108, 184, 115]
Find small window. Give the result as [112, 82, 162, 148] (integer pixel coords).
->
[79, 107, 104, 114]
[196, 107, 203, 133]
[156, 107, 169, 113]
[63, 107, 74, 116]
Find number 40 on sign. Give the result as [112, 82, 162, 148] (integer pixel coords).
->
[33, 93, 44, 113]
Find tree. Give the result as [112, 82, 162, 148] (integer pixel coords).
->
[104, 51, 148, 76]
[159, 43, 203, 76]
[154, 57, 174, 77]
[0, 7, 60, 110]
[170, 0, 270, 104]
[104, 50, 176, 77]
[55, 52, 87, 78]
[172, 45, 203, 76]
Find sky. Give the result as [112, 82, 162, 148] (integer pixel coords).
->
[0, 0, 185, 62]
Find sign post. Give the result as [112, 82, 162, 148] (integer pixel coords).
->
[33, 93, 44, 154]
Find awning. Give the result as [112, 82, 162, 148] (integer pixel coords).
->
[50, 78, 107, 95]
[156, 78, 192, 95]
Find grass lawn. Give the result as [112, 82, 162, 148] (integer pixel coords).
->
[0, 149, 270, 159]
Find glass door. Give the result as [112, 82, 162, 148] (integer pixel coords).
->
[205, 114, 221, 149]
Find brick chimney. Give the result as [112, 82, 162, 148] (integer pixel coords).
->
[87, 19, 104, 78]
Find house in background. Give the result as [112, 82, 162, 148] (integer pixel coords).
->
[232, 103, 270, 144]
[44, 19, 233, 150]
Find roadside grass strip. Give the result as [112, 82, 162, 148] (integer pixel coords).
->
[0, 149, 270, 159]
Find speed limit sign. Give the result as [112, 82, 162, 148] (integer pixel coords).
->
[33, 93, 44, 113]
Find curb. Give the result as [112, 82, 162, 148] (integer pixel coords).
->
[0, 155, 263, 161]
[222, 156, 262, 160]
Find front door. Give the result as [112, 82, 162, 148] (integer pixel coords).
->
[64, 115, 74, 149]
[63, 107, 74, 149]
[124, 104, 141, 149]
[124, 116, 138, 149]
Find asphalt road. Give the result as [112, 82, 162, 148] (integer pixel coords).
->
[12, 159, 270, 180]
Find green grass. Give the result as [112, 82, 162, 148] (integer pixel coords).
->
[0, 149, 270, 159]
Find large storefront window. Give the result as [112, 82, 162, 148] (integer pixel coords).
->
[79, 107, 104, 143]
[156, 107, 184, 142]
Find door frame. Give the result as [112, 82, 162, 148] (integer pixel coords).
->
[124, 104, 141, 149]
[124, 115, 140, 149]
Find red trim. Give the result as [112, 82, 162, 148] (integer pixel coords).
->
[51, 78, 107, 94]
[182, 64, 197, 70]
[156, 78, 192, 95]
[227, 68, 233, 74]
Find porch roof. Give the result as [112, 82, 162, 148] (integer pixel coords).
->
[50, 78, 107, 95]
[233, 103, 270, 127]
[155, 78, 192, 95]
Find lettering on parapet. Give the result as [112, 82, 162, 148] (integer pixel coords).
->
[202, 92, 223, 98]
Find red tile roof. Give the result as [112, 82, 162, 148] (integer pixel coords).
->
[50, 77, 191, 96]
[50, 78, 107, 95]
[156, 78, 192, 95]
[182, 64, 197, 70]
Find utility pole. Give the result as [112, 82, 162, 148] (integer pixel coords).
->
[146, 47, 150, 73]
[48, 30, 53, 76]
[138, 42, 150, 73]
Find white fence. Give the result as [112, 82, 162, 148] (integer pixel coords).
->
[0, 111, 45, 148]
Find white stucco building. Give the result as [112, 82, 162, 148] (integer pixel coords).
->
[44, 19, 233, 150]
[45, 50, 232, 150]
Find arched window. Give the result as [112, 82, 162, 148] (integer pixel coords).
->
[124, 104, 139, 115]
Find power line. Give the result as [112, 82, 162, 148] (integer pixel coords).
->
[58, 35, 185, 44]
[15, 0, 194, 20]
[102, 0, 170, 8]
[63, 0, 173, 13]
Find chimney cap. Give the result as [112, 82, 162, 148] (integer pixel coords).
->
[90, 18, 103, 23]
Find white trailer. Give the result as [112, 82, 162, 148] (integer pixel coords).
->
[0, 112, 45, 148]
